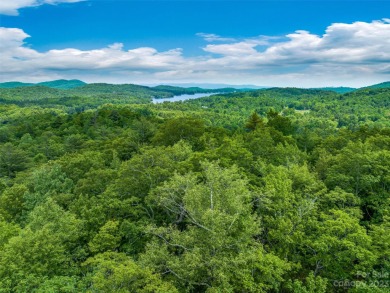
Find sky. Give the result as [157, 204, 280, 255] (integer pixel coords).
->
[0, 0, 389, 87]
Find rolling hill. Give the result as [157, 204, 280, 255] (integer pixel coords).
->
[0, 79, 86, 89]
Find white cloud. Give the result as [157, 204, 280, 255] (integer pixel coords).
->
[0, 27, 30, 49]
[0, 0, 84, 15]
[196, 33, 236, 42]
[0, 19, 389, 87]
[198, 19, 390, 86]
[203, 40, 267, 56]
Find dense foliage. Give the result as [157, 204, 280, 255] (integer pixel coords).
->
[0, 84, 389, 292]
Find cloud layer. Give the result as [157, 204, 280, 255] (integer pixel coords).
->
[0, 0, 83, 16]
[0, 19, 389, 86]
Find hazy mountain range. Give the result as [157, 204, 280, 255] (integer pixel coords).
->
[0, 79, 389, 94]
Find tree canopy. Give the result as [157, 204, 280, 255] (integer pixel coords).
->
[0, 85, 389, 292]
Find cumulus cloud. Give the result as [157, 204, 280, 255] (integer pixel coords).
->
[1, 19, 390, 87]
[203, 20, 390, 66]
[0, 26, 188, 83]
[198, 19, 390, 85]
[203, 40, 267, 56]
[0, 27, 30, 49]
[0, 0, 84, 16]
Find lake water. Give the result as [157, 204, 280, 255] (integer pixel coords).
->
[152, 93, 217, 104]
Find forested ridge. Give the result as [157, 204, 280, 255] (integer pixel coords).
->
[0, 84, 389, 292]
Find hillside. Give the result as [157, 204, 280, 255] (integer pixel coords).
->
[0, 82, 35, 88]
[0, 80, 85, 89]
[363, 81, 390, 89]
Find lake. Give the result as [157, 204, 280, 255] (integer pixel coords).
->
[152, 93, 217, 104]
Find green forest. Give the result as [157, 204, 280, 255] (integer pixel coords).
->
[0, 81, 389, 292]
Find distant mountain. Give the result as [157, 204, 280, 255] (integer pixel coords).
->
[2, 80, 390, 91]
[362, 81, 390, 89]
[0, 79, 86, 89]
[37, 79, 86, 89]
[0, 82, 34, 88]
[313, 87, 356, 94]
[308, 82, 389, 93]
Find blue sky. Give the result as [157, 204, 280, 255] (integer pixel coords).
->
[0, 0, 389, 87]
